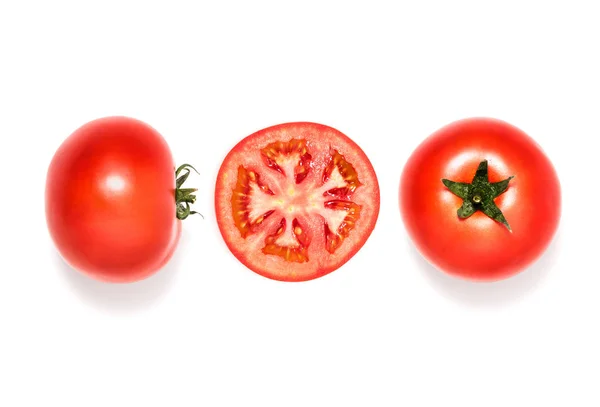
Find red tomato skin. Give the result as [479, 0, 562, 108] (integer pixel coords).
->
[45, 117, 180, 283]
[400, 118, 561, 281]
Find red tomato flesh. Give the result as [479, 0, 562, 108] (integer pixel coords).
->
[400, 118, 561, 281]
[215, 122, 380, 282]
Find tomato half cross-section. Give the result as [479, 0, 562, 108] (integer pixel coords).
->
[400, 117, 561, 281]
[215, 122, 380, 282]
[45, 116, 199, 283]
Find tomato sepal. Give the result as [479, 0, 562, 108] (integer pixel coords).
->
[175, 163, 203, 220]
[442, 160, 514, 231]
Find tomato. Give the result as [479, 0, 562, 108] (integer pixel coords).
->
[215, 122, 380, 282]
[400, 118, 561, 281]
[45, 116, 198, 283]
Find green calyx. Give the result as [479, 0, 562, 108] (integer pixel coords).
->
[442, 160, 514, 231]
[175, 164, 202, 220]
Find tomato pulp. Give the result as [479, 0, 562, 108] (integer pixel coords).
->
[46, 116, 198, 283]
[400, 118, 561, 281]
[215, 122, 380, 282]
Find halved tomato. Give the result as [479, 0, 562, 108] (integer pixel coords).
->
[215, 122, 380, 282]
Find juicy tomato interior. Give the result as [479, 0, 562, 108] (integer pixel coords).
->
[216, 123, 380, 282]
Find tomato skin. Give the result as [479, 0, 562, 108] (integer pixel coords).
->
[400, 118, 561, 281]
[46, 116, 181, 283]
[215, 122, 380, 282]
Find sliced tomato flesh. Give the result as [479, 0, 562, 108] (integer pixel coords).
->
[231, 166, 275, 238]
[323, 200, 362, 254]
[323, 148, 362, 190]
[216, 122, 380, 282]
[231, 139, 363, 263]
[260, 138, 313, 184]
[262, 218, 310, 263]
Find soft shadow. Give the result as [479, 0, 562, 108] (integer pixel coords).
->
[414, 230, 562, 307]
[58, 230, 189, 313]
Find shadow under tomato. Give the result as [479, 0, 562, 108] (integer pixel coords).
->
[412, 229, 561, 307]
[57, 229, 188, 313]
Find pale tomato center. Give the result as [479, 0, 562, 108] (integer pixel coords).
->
[232, 139, 363, 262]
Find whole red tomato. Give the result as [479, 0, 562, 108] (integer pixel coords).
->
[46, 116, 198, 283]
[400, 118, 561, 281]
[215, 122, 380, 282]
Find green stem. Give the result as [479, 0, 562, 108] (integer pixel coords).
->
[175, 164, 203, 220]
[442, 160, 514, 231]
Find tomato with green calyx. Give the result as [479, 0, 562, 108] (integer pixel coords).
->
[400, 118, 561, 281]
[215, 122, 380, 282]
[46, 116, 199, 283]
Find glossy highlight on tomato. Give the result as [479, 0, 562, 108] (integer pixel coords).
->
[45, 116, 198, 283]
[400, 117, 561, 281]
[215, 122, 380, 282]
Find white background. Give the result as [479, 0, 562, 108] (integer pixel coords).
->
[1, 1, 598, 406]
